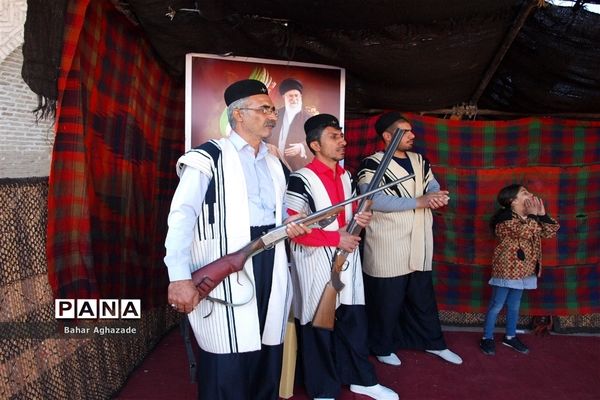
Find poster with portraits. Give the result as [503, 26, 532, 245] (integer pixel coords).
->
[185, 53, 345, 170]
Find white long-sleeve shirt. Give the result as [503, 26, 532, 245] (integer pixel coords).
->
[164, 132, 278, 281]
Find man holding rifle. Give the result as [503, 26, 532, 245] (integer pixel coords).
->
[286, 114, 398, 400]
[357, 112, 462, 367]
[164, 79, 309, 400]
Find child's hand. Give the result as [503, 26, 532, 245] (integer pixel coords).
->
[524, 198, 535, 215]
[533, 196, 545, 215]
[525, 196, 545, 215]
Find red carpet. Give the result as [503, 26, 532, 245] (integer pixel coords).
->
[114, 327, 600, 400]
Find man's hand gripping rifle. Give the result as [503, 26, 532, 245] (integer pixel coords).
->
[191, 177, 409, 301]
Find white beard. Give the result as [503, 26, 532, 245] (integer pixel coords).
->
[285, 102, 302, 116]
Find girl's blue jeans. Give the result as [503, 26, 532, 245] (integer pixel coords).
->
[483, 285, 524, 339]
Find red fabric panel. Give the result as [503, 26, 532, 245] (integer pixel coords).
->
[47, 0, 184, 306]
[345, 113, 600, 315]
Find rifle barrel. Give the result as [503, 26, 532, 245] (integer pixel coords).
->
[258, 174, 414, 253]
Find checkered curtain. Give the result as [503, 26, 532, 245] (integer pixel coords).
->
[345, 113, 600, 315]
[47, 0, 185, 307]
[47, 0, 599, 316]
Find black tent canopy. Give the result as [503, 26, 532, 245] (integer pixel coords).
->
[22, 0, 600, 118]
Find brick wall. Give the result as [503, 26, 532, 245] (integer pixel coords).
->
[0, 45, 54, 178]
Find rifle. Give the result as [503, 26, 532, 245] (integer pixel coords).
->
[191, 177, 409, 302]
[312, 128, 409, 330]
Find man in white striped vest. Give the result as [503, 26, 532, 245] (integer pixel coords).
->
[357, 112, 463, 367]
[164, 79, 309, 400]
[286, 114, 398, 400]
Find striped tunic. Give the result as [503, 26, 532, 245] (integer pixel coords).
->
[286, 167, 365, 325]
[358, 151, 435, 277]
[178, 137, 291, 354]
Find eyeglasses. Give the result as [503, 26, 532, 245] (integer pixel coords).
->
[237, 106, 279, 117]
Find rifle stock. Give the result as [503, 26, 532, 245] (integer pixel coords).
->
[312, 128, 409, 330]
[312, 199, 375, 328]
[191, 239, 263, 300]
[311, 281, 338, 329]
[311, 260, 346, 329]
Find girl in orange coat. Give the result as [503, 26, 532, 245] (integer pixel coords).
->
[480, 184, 559, 355]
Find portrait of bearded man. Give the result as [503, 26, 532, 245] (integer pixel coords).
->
[268, 78, 318, 171]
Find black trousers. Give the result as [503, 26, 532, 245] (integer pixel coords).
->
[296, 305, 377, 398]
[197, 225, 282, 400]
[364, 271, 446, 356]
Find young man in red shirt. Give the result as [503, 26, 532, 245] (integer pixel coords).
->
[286, 114, 398, 400]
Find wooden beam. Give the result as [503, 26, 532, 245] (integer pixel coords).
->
[420, 108, 600, 120]
[469, 0, 541, 105]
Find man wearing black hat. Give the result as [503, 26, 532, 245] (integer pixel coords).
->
[285, 114, 398, 400]
[268, 78, 316, 171]
[164, 79, 309, 400]
[357, 112, 463, 368]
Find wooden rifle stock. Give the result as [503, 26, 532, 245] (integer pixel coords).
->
[311, 200, 372, 330]
[191, 239, 263, 300]
[312, 128, 408, 330]
[191, 180, 405, 302]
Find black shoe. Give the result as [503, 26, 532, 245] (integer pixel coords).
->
[479, 338, 495, 355]
[502, 336, 529, 354]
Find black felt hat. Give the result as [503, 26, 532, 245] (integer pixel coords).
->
[278, 78, 303, 95]
[304, 114, 342, 134]
[224, 79, 268, 106]
[375, 111, 404, 136]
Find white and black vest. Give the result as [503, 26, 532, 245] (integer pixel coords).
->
[359, 151, 434, 277]
[286, 167, 365, 325]
[177, 137, 291, 353]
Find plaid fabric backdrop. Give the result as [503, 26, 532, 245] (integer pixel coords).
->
[345, 113, 600, 315]
[47, 0, 185, 307]
[47, 1, 598, 315]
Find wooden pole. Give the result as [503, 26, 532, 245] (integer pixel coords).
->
[469, 0, 540, 106]
[420, 108, 600, 120]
